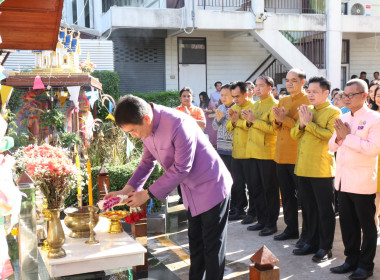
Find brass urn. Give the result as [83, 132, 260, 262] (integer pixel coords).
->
[64, 206, 99, 238]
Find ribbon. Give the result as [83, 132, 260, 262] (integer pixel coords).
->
[68, 86, 81, 108]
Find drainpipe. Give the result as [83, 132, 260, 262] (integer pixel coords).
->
[326, 0, 342, 89]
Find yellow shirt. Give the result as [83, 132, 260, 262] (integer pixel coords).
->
[290, 101, 341, 178]
[226, 100, 255, 159]
[246, 95, 278, 160]
[273, 91, 310, 164]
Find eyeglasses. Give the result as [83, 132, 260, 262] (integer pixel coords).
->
[341, 92, 364, 100]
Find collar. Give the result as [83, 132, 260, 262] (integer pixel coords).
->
[238, 99, 254, 109]
[351, 104, 368, 117]
[151, 103, 160, 135]
[291, 91, 307, 101]
[259, 94, 274, 103]
[314, 101, 330, 110]
[226, 102, 235, 108]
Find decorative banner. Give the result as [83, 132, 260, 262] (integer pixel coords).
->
[105, 113, 115, 121]
[85, 90, 98, 109]
[56, 91, 67, 108]
[67, 86, 81, 108]
[33, 75, 45, 90]
[0, 85, 13, 106]
[109, 102, 114, 114]
[0, 72, 6, 81]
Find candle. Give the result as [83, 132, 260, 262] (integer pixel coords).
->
[76, 154, 82, 195]
[87, 159, 93, 206]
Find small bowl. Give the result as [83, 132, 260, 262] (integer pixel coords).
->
[99, 211, 129, 234]
[64, 206, 99, 238]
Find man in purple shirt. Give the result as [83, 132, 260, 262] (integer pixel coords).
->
[104, 95, 232, 280]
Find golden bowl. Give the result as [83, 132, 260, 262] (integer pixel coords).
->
[64, 206, 99, 238]
[99, 210, 129, 234]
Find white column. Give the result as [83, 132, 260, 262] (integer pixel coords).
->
[252, 0, 264, 15]
[77, 0, 86, 27]
[184, 0, 195, 29]
[92, 0, 103, 31]
[326, 0, 342, 89]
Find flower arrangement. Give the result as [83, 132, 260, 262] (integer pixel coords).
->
[15, 144, 78, 209]
[124, 207, 146, 224]
[79, 61, 96, 73]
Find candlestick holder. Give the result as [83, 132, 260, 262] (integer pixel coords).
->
[85, 206, 99, 244]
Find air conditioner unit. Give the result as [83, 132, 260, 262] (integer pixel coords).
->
[347, 0, 371, 16]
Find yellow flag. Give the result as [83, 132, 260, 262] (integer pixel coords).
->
[57, 91, 67, 108]
[0, 85, 13, 106]
[106, 113, 115, 121]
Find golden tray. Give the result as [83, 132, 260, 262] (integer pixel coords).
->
[99, 211, 130, 234]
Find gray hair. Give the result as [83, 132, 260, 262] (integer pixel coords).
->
[346, 78, 368, 93]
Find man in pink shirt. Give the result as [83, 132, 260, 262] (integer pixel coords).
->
[329, 79, 380, 280]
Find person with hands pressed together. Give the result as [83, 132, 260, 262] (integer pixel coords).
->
[241, 76, 279, 236]
[104, 95, 232, 280]
[290, 76, 341, 263]
[212, 84, 236, 214]
[226, 81, 256, 224]
[272, 69, 311, 245]
[329, 79, 380, 280]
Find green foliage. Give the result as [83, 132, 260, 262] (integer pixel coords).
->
[132, 91, 179, 108]
[7, 88, 25, 113]
[40, 109, 65, 133]
[59, 132, 81, 149]
[92, 70, 120, 121]
[63, 159, 164, 212]
[2, 111, 29, 148]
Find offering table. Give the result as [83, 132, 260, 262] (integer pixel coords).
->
[38, 216, 147, 278]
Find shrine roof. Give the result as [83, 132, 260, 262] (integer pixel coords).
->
[0, 0, 64, 50]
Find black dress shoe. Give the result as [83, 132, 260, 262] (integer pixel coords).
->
[274, 232, 299, 241]
[292, 244, 318, 255]
[312, 249, 332, 263]
[349, 268, 373, 280]
[241, 214, 256, 225]
[259, 226, 277, 236]
[247, 223, 264, 231]
[295, 237, 306, 248]
[330, 262, 357, 274]
[228, 212, 246, 221]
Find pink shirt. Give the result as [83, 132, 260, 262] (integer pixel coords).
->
[329, 105, 380, 194]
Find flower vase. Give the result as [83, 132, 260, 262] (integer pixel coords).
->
[46, 209, 66, 259]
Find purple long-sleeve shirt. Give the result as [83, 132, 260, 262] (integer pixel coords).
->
[127, 104, 232, 217]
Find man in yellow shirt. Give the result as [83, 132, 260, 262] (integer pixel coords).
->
[290, 76, 341, 263]
[226, 81, 256, 224]
[241, 76, 279, 236]
[272, 69, 310, 244]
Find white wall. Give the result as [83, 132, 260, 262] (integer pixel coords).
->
[344, 33, 380, 82]
[165, 31, 269, 93]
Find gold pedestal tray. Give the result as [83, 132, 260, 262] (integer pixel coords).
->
[99, 211, 129, 234]
[64, 206, 99, 238]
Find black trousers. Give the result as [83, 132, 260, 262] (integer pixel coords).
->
[219, 154, 235, 208]
[247, 158, 279, 228]
[231, 158, 255, 216]
[339, 191, 377, 271]
[297, 176, 335, 250]
[277, 164, 306, 236]
[187, 195, 230, 280]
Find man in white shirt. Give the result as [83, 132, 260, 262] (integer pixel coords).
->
[210, 81, 222, 105]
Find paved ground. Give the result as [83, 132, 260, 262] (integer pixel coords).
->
[148, 206, 380, 280]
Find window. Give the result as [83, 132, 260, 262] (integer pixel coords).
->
[178, 38, 206, 64]
[341, 40, 349, 64]
[72, 0, 77, 23]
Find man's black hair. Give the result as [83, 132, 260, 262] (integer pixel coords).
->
[288, 68, 306, 80]
[308, 76, 331, 92]
[230, 81, 247, 94]
[256, 76, 274, 87]
[221, 83, 231, 90]
[360, 71, 367, 75]
[179, 87, 193, 97]
[114, 95, 152, 126]
[214, 81, 222, 87]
